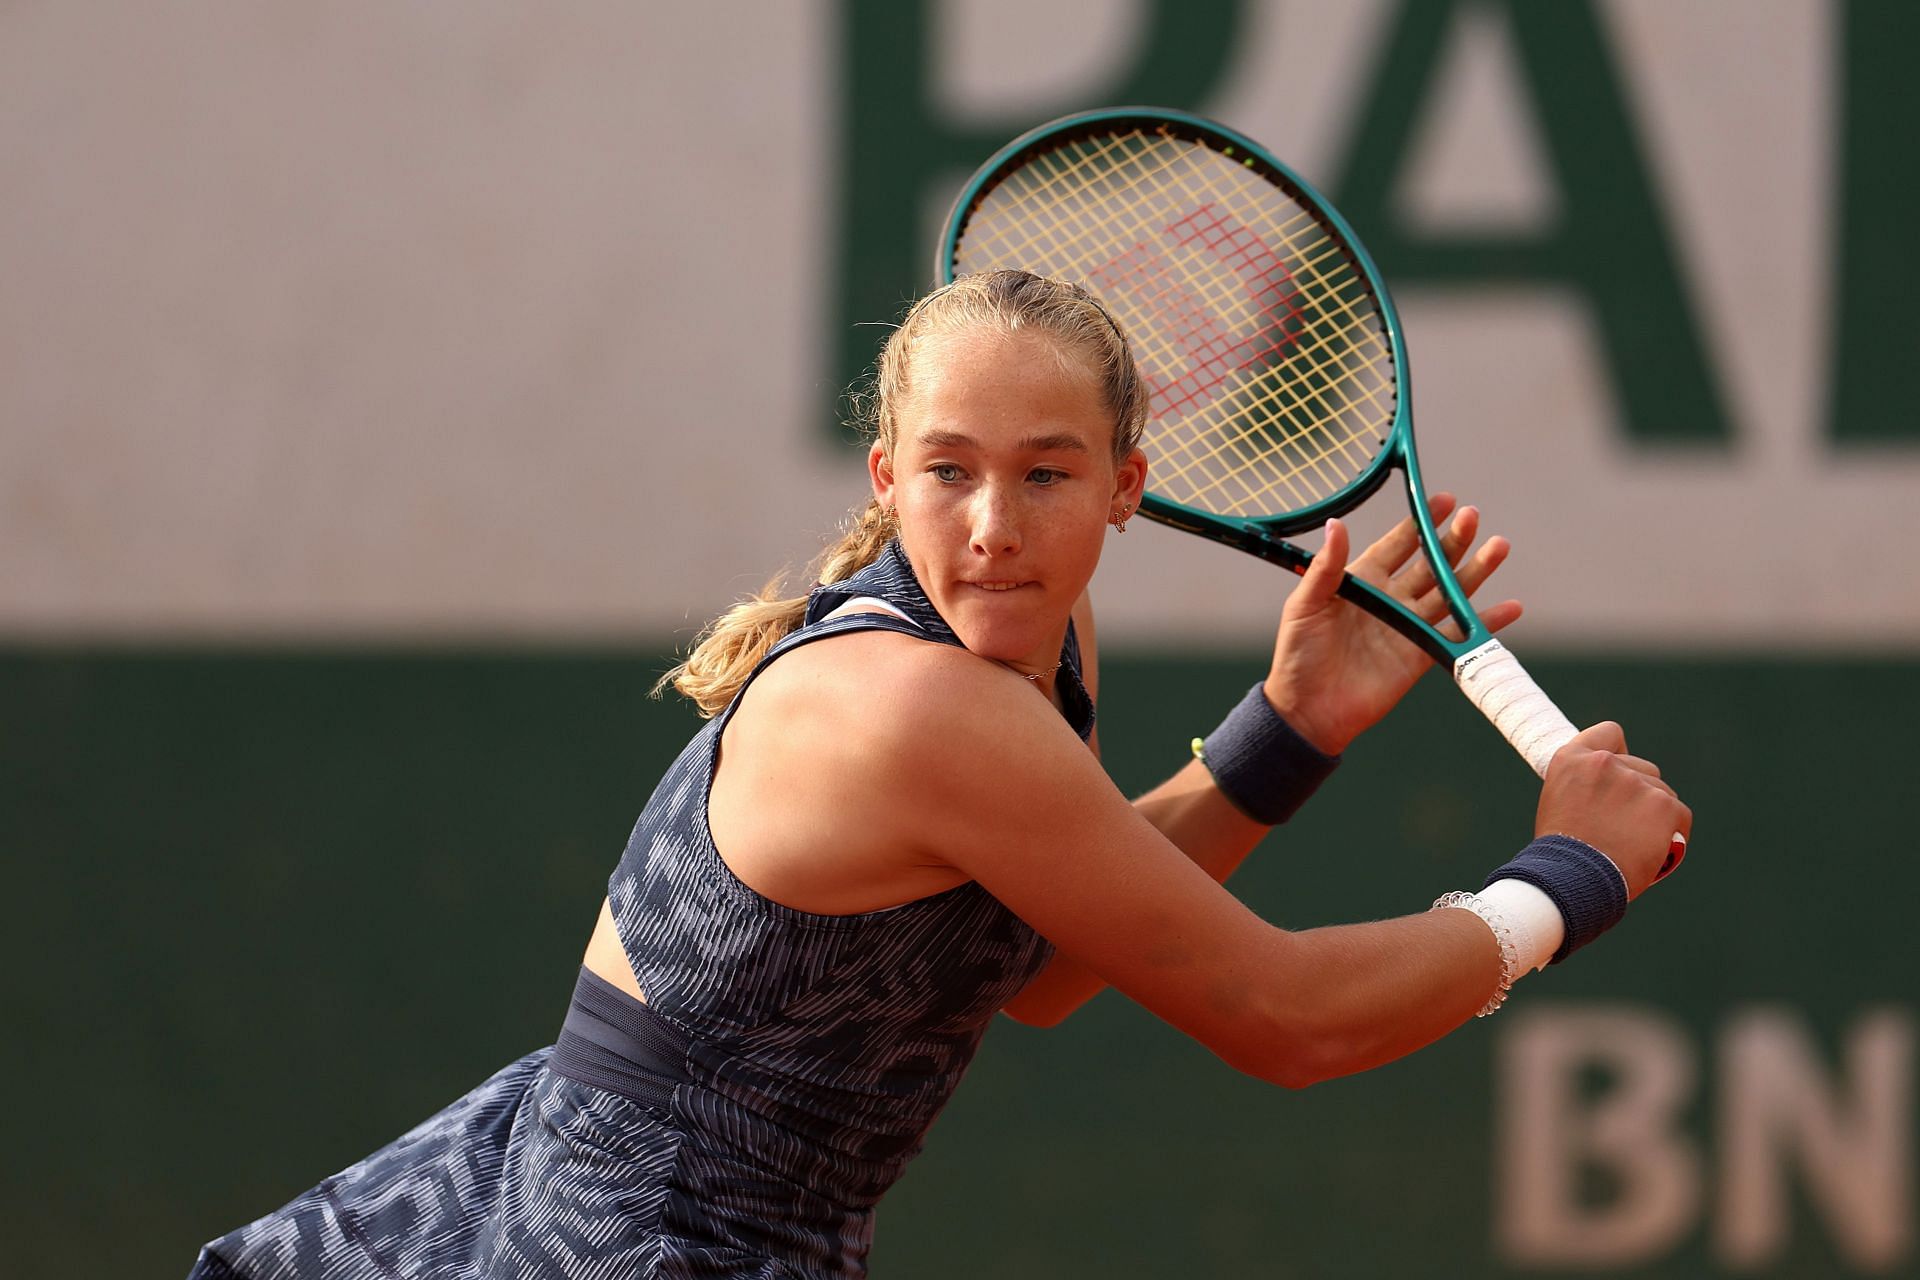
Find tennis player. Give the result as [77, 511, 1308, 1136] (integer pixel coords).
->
[188, 270, 1689, 1279]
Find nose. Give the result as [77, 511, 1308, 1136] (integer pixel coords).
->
[968, 484, 1022, 557]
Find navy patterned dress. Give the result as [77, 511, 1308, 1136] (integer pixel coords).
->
[189, 543, 1092, 1279]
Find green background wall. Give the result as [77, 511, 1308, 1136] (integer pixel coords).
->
[7, 648, 1909, 1276]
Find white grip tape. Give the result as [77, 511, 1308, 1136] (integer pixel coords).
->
[1452, 639, 1578, 778]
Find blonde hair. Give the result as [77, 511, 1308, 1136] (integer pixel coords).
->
[657, 270, 1147, 716]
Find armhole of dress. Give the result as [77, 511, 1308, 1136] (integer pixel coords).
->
[699, 609, 967, 926]
[611, 609, 948, 981]
[828, 595, 920, 628]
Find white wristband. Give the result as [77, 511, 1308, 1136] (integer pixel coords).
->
[1430, 891, 1521, 1017]
[1478, 877, 1565, 975]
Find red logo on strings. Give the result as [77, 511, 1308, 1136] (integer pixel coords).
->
[1087, 203, 1305, 419]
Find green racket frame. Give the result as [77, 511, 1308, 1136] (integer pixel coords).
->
[937, 106, 1478, 669]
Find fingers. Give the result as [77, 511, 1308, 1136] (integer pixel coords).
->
[1293, 518, 1351, 612]
[1658, 833, 1689, 881]
[1311, 498, 1520, 642]
[1351, 493, 1457, 580]
[1614, 753, 1662, 780]
[1399, 506, 1504, 588]
[1448, 532, 1510, 597]
[1442, 504, 1477, 558]
[1640, 796, 1693, 895]
[1537, 730, 1689, 899]
[1381, 504, 1472, 600]
[1656, 804, 1694, 885]
[1569, 720, 1628, 755]
[1438, 598, 1523, 640]
[1420, 537, 1516, 637]
[1557, 728, 1686, 826]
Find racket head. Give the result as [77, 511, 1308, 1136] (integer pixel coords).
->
[938, 107, 1416, 539]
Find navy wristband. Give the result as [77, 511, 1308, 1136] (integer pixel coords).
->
[1482, 834, 1628, 964]
[1196, 683, 1341, 826]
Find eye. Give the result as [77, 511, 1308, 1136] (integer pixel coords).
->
[930, 463, 964, 484]
[1029, 467, 1066, 487]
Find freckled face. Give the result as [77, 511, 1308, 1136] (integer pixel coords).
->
[870, 329, 1146, 672]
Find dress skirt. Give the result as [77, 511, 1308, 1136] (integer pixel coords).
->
[188, 972, 815, 1279]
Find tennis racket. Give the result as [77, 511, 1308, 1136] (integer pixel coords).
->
[939, 107, 1682, 872]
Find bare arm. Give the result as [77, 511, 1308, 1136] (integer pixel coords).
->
[876, 646, 1505, 1087]
[1003, 757, 1273, 1025]
[850, 593, 1686, 1087]
[1003, 586, 1273, 1025]
[978, 503, 1683, 1065]
[1006, 498, 1519, 1027]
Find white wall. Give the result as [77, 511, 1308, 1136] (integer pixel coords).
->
[3, 1, 1910, 650]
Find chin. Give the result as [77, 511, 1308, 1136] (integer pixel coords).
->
[942, 591, 1062, 664]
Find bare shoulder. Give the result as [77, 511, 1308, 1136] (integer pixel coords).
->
[736, 623, 1006, 733]
[721, 622, 1040, 791]
[711, 623, 1054, 909]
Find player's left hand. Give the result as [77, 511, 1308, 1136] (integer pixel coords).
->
[1262, 494, 1521, 756]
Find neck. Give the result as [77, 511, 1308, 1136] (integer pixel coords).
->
[994, 617, 1072, 689]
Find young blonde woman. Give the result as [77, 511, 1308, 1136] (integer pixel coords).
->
[189, 271, 1690, 1279]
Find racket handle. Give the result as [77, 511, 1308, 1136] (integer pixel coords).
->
[1455, 639, 1689, 884]
[1452, 639, 1577, 778]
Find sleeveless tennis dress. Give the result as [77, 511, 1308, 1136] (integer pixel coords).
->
[188, 543, 1092, 1279]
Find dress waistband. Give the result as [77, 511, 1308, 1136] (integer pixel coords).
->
[550, 967, 689, 1112]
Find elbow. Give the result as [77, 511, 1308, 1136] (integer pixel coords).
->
[1218, 1011, 1351, 1091]
[1264, 1060, 1325, 1092]
[1235, 1048, 1327, 1092]
[1000, 994, 1079, 1029]
[1001, 1005, 1067, 1029]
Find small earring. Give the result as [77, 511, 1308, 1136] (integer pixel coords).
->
[1110, 503, 1132, 534]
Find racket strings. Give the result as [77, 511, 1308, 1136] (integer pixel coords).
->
[1059, 138, 1390, 508]
[954, 126, 1400, 517]
[1171, 265, 1397, 505]
[971, 131, 1315, 341]
[1149, 237, 1392, 505]
[971, 136, 1317, 394]
[963, 132, 1372, 429]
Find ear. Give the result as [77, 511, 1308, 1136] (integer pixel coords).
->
[1112, 446, 1148, 511]
[869, 441, 896, 508]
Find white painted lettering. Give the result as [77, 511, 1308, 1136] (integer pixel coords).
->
[1715, 1007, 1913, 1271]
[1497, 1005, 1700, 1266]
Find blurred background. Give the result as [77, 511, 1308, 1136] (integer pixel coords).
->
[5, 1, 1915, 1275]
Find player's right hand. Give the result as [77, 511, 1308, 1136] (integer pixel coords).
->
[1535, 722, 1692, 899]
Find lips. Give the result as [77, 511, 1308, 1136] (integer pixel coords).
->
[962, 580, 1033, 592]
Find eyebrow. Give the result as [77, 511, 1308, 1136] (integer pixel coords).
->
[916, 429, 1090, 454]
